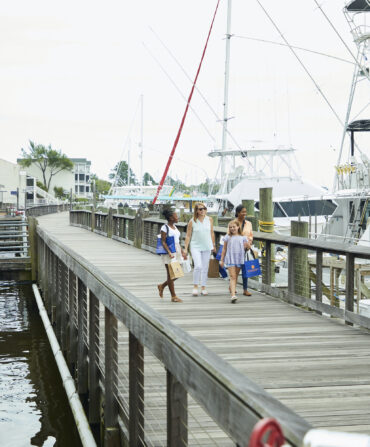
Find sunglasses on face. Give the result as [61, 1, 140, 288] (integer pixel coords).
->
[198, 207, 207, 211]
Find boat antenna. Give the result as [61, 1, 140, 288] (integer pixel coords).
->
[148, 26, 257, 175]
[140, 94, 144, 186]
[109, 97, 141, 194]
[221, 0, 233, 187]
[234, 34, 354, 65]
[312, 0, 368, 73]
[152, 0, 221, 205]
[142, 42, 216, 143]
[255, 0, 344, 129]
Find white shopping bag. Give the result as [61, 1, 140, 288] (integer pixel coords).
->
[182, 257, 192, 273]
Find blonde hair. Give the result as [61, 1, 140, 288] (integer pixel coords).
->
[227, 219, 242, 236]
[193, 202, 207, 222]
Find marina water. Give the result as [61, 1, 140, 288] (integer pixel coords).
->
[0, 277, 81, 447]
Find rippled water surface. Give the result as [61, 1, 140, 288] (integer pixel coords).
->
[0, 280, 81, 447]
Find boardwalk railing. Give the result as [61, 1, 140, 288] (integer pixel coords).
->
[70, 209, 370, 330]
[26, 203, 69, 217]
[35, 213, 315, 446]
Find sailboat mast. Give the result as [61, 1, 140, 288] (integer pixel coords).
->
[128, 137, 131, 187]
[221, 0, 232, 187]
[140, 94, 144, 185]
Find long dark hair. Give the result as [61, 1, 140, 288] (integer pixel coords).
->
[235, 204, 246, 218]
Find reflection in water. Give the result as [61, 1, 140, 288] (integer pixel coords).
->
[0, 280, 81, 446]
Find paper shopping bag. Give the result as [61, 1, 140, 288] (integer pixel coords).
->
[169, 261, 184, 280]
[182, 258, 192, 273]
[208, 258, 220, 278]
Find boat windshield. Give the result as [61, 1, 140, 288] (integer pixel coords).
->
[255, 199, 336, 217]
[278, 200, 337, 217]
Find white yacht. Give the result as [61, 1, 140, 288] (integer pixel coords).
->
[208, 0, 370, 243]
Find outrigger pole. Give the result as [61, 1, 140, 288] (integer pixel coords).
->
[152, 0, 221, 205]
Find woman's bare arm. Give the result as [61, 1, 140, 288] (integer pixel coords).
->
[161, 230, 174, 257]
[184, 220, 193, 253]
[219, 241, 227, 268]
[209, 216, 216, 250]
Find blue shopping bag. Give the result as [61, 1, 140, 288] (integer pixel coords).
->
[156, 225, 176, 255]
[242, 250, 261, 278]
[215, 244, 223, 261]
[219, 265, 228, 278]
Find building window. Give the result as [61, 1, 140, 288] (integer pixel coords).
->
[75, 174, 78, 181]
[86, 175, 90, 182]
[86, 186, 90, 192]
[75, 185, 78, 193]
[79, 174, 85, 181]
[79, 185, 85, 193]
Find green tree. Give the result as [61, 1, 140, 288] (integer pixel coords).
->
[53, 186, 68, 199]
[143, 172, 157, 186]
[19, 141, 73, 191]
[90, 174, 112, 195]
[36, 180, 48, 192]
[197, 178, 220, 195]
[109, 161, 137, 186]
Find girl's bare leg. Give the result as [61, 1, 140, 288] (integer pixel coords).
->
[228, 267, 237, 295]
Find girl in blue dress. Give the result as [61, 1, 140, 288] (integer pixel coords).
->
[219, 219, 249, 303]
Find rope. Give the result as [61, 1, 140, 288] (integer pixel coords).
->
[152, 0, 221, 205]
[255, 0, 344, 129]
[259, 220, 274, 233]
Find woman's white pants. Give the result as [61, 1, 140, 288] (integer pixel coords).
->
[191, 249, 211, 287]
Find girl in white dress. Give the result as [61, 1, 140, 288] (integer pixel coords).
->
[157, 209, 187, 302]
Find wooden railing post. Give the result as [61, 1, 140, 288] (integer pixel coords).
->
[68, 270, 78, 375]
[315, 249, 323, 315]
[288, 244, 295, 300]
[134, 209, 143, 249]
[167, 370, 188, 447]
[291, 221, 309, 298]
[263, 241, 272, 285]
[28, 216, 38, 281]
[345, 253, 355, 325]
[107, 207, 113, 238]
[55, 258, 62, 340]
[129, 332, 144, 446]
[89, 292, 100, 428]
[77, 279, 88, 397]
[60, 262, 68, 352]
[104, 308, 120, 445]
[50, 252, 56, 324]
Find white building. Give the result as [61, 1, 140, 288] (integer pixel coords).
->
[0, 158, 27, 207]
[16, 157, 92, 199]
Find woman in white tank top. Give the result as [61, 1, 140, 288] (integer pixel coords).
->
[184, 202, 215, 296]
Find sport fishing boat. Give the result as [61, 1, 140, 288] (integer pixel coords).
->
[208, 0, 370, 243]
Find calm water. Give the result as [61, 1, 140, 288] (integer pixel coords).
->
[0, 279, 82, 447]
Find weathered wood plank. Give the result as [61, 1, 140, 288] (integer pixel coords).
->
[36, 212, 370, 441]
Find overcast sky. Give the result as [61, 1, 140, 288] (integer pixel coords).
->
[0, 0, 367, 189]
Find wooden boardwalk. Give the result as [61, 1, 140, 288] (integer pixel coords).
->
[38, 212, 370, 436]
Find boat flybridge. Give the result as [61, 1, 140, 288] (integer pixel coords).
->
[208, 145, 336, 234]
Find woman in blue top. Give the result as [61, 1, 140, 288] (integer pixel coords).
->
[184, 202, 215, 296]
[219, 219, 249, 303]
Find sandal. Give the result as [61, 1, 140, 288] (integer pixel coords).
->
[171, 296, 183, 303]
[157, 284, 164, 298]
